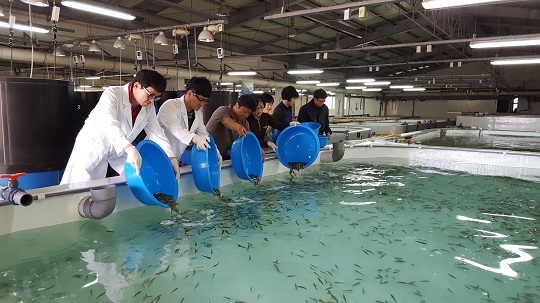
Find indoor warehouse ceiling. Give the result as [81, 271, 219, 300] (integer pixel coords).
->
[0, 0, 539, 99]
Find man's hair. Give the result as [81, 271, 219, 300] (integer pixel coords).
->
[132, 69, 167, 93]
[281, 86, 299, 101]
[261, 93, 274, 105]
[186, 76, 213, 98]
[314, 88, 328, 100]
[235, 94, 257, 112]
[251, 93, 263, 102]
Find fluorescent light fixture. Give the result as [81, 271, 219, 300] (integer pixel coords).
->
[364, 81, 391, 86]
[345, 86, 366, 90]
[422, 0, 506, 9]
[253, 90, 264, 94]
[21, 0, 49, 7]
[79, 85, 92, 88]
[316, 82, 340, 87]
[217, 82, 234, 85]
[62, 1, 136, 20]
[346, 78, 375, 83]
[404, 88, 426, 91]
[86, 76, 100, 80]
[0, 21, 49, 33]
[287, 69, 323, 75]
[227, 71, 257, 76]
[362, 88, 382, 92]
[470, 34, 540, 49]
[390, 85, 414, 89]
[296, 80, 320, 84]
[491, 58, 540, 65]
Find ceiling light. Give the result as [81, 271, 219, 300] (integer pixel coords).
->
[422, 0, 506, 9]
[21, 0, 49, 7]
[217, 82, 234, 85]
[363, 88, 382, 92]
[61, 1, 136, 20]
[216, 0, 230, 17]
[364, 81, 391, 86]
[53, 47, 65, 56]
[403, 88, 426, 91]
[227, 71, 256, 76]
[154, 31, 168, 46]
[86, 76, 100, 80]
[345, 86, 366, 89]
[390, 85, 414, 89]
[346, 78, 375, 83]
[296, 80, 320, 84]
[113, 37, 126, 49]
[198, 27, 214, 42]
[287, 27, 297, 38]
[287, 69, 323, 75]
[470, 34, 540, 49]
[0, 21, 49, 33]
[88, 40, 101, 52]
[490, 58, 540, 65]
[79, 85, 92, 88]
[316, 82, 340, 87]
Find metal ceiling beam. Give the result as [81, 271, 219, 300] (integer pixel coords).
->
[467, 5, 540, 20]
[264, 0, 400, 20]
[148, 0, 219, 20]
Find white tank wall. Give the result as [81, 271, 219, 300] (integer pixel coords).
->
[457, 115, 540, 131]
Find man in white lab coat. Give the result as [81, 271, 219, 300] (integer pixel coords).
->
[61, 69, 179, 185]
[157, 76, 222, 164]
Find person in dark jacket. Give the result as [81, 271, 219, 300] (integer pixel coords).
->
[247, 94, 288, 152]
[297, 89, 332, 136]
[272, 86, 299, 125]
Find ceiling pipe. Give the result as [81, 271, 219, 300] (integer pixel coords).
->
[0, 46, 296, 89]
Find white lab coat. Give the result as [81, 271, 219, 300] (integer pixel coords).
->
[157, 95, 208, 159]
[61, 84, 174, 184]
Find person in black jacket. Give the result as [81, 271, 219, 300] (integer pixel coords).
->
[297, 89, 332, 136]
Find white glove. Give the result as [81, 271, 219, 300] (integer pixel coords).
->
[216, 149, 223, 167]
[170, 157, 180, 181]
[192, 135, 210, 151]
[125, 146, 142, 176]
[267, 141, 277, 152]
[289, 121, 300, 126]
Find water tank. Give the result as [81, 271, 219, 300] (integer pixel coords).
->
[0, 78, 75, 174]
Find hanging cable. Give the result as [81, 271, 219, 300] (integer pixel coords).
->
[8, 1, 14, 76]
[28, 4, 34, 78]
[186, 29, 192, 78]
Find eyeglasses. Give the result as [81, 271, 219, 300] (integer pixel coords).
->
[194, 93, 210, 104]
[142, 86, 161, 102]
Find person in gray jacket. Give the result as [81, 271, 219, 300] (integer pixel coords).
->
[297, 88, 332, 136]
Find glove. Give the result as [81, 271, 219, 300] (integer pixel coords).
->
[192, 135, 210, 151]
[216, 149, 223, 167]
[290, 121, 300, 126]
[125, 146, 142, 176]
[267, 141, 277, 152]
[170, 157, 180, 181]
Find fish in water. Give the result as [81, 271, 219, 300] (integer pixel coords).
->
[213, 188, 223, 198]
[153, 193, 179, 213]
[248, 174, 261, 185]
[288, 162, 307, 177]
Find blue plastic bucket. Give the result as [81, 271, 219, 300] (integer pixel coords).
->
[124, 140, 178, 208]
[272, 128, 282, 142]
[276, 125, 319, 169]
[191, 135, 220, 196]
[230, 132, 263, 184]
[318, 135, 330, 148]
[298, 122, 321, 135]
